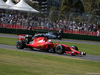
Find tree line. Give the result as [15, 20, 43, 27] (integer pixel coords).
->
[59, 0, 100, 18]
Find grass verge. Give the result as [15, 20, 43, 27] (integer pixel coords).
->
[0, 37, 17, 46]
[0, 48, 100, 75]
[0, 37, 100, 55]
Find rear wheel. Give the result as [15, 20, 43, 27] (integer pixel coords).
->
[55, 45, 64, 54]
[16, 41, 26, 49]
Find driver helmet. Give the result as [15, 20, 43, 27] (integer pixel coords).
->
[48, 40, 52, 43]
[25, 35, 29, 38]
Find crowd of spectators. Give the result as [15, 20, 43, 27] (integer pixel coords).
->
[0, 12, 27, 27]
[0, 12, 99, 35]
[67, 21, 97, 32]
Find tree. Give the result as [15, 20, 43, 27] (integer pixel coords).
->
[58, 0, 72, 20]
[49, 6, 58, 21]
[59, 0, 84, 20]
[60, 0, 73, 13]
[83, 0, 100, 15]
[72, 16, 85, 23]
[73, 0, 84, 13]
[95, 0, 100, 15]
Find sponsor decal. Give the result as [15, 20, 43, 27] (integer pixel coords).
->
[38, 44, 40, 47]
[41, 44, 44, 47]
[37, 39, 39, 41]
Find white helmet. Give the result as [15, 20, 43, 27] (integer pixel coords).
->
[48, 40, 52, 43]
[25, 35, 29, 37]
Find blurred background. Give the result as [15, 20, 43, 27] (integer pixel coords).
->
[0, 0, 100, 36]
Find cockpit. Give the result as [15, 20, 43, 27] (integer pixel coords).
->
[48, 39, 52, 43]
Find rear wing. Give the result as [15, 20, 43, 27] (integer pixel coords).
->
[18, 34, 26, 41]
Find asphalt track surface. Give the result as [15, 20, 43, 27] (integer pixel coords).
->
[0, 33, 100, 62]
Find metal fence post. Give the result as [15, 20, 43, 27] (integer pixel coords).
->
[27, 12, 29, 30]
[68, 13, 73, 33]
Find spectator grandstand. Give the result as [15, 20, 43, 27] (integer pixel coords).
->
[0, 12, 99, 36]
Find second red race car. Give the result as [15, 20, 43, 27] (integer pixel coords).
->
[16, 34, 86, 56]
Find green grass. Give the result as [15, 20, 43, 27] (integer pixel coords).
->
[0, 37, 17, 45]
[0, 48, 100, 75]
[0, 37, 100, 55]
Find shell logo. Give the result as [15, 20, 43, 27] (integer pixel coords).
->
[41, 44, 44, 47]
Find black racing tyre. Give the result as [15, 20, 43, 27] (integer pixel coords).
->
[83, 52, 86, 55]
[16, 41, 26, 49]
[55, 45, 64, 54]
[71, 46, 78, 51]
[71, 53, 75, 56]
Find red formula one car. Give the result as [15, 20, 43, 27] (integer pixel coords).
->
[16, 34, 86, 56]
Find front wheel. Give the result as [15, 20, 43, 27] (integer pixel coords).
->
[81, 52, 86, 55]
[16, 41, 26, 49]
[83, 52, 86, 55]
[55, 45, 64, 54]
[71, 53, 75, 56]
